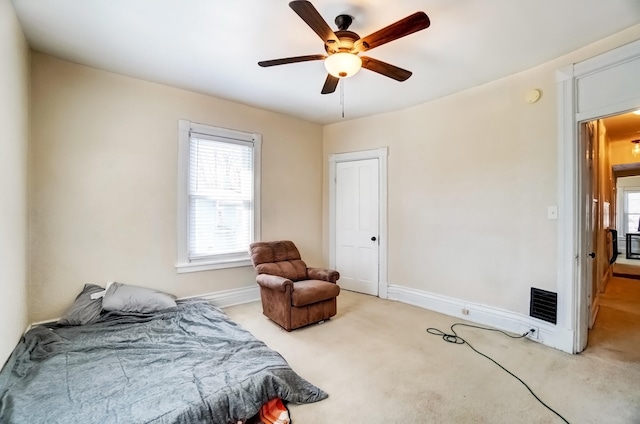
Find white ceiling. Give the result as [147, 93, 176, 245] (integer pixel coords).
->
[11, 0, 640, 124]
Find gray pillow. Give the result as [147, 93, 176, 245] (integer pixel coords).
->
[58, 284, 104, 326]
[102, 282, 177, 313]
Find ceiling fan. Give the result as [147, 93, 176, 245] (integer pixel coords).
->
[258, 0, 430, 94]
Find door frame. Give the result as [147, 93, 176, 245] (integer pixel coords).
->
[329, 148, 388, 298]
[557, 38, 640, 353]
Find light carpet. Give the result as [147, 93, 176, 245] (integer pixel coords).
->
[225, 289, 640, 424]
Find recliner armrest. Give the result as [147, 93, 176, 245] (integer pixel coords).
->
[256, 274, 293, 292]
[307, 267, 340, 283]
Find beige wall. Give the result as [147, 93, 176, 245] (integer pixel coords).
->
[29, 53, 324, 322]
[20, 16, 640, 327]
[323, 25, 640, 315]
[0, 0, 30, 364]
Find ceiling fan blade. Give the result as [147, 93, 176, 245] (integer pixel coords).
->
[289, 1, 340, 44]
[361, 56, 412, 81]
[258, 54, 326, 67]
[355, 11, 430, 52]
[321, 74, 339, 94]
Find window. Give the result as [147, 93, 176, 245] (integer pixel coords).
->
[623, 189, 640, 235]
[177, 120, 261, 273]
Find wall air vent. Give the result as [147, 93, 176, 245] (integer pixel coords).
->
[529, 287, 557, 324]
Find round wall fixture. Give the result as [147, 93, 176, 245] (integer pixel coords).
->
[525, 89, 542, 104]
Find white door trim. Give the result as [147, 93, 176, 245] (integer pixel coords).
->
[329, 148, 388, 298]
[557, 38, 640, 353]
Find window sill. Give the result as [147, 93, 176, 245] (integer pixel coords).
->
[175, 258, 253, 274]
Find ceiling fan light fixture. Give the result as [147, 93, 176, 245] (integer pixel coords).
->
[632, 139, 640, 156]
[324, 52, 362, 78]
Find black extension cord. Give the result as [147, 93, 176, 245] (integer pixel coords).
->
[426, 323, 570, 424]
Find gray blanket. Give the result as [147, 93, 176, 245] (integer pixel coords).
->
[0, 299, 327, 424]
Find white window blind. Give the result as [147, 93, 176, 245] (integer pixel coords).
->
[177, 120, 261, 273]
[189, 135, 253, 259]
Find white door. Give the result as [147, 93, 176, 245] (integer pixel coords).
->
[577, 122, 595, 351]
[335, 159, 380, 295]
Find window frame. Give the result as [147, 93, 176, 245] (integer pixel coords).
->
[622, 188, 640, 235]
[176, 119, 261, 273]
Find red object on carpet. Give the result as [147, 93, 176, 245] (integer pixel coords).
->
[258, 398, 290, 424]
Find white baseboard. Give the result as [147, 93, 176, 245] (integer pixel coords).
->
[26, 286, 261, 332]
[179, 285, 260, 308]
[387, 284, 574, 353]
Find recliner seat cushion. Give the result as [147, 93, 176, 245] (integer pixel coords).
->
[291, 280, 341, 307]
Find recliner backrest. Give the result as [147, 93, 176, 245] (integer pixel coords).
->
[249, 240, 308, 281]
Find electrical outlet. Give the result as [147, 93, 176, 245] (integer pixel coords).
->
[461, 308, 469, 315]
[519, 324, 539, 340]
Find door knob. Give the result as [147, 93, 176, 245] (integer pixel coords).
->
[588, 252, 596, 258]
[371, 236, 377, 241]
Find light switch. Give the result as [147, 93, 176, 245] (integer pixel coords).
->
[548, 206, 558, 220]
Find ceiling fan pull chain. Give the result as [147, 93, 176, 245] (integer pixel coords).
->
[340, 79, 345, 118]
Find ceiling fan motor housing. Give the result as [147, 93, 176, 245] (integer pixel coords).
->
[325, 30, 360, 54]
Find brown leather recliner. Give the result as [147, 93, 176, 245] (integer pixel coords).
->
[249, 240, 340, 331]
